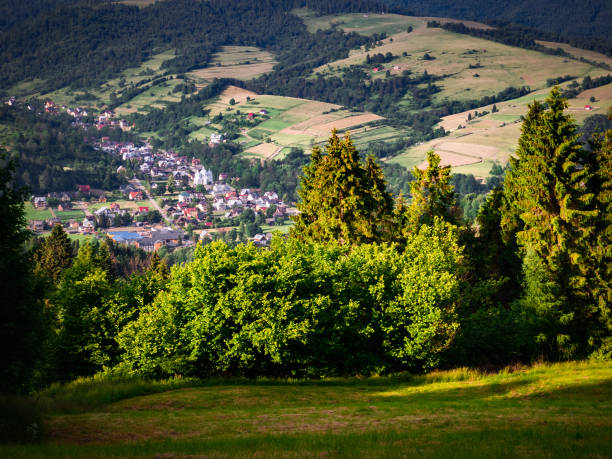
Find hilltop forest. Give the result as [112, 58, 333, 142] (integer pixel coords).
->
[2, 90, 610, 395]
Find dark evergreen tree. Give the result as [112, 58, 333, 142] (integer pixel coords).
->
[0, 150, 44, 393]
[291, 130, 394, 245]
[401, 151, 459, 233]
[501, 88, 607, 358]
[33, 224, 73, 284]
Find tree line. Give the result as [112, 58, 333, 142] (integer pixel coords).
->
[1, 89, 609, 396]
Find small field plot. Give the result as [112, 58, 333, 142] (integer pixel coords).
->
[24, 202, 52, 221]
[56, 209, 86, 223]
[6, 361, 611, 457]
[187, 46, 277, 82]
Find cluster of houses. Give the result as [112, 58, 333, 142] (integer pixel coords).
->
[41, 101, 132, 131]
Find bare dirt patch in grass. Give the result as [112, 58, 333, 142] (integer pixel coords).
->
[217, 86, 259, 105]
[245, 142, 280, 159]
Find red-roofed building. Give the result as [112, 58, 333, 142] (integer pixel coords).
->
[138, 206, 149, 213]
[78, 185, 91, 193]
[129, 191, 143, 200]
[183, 207, 199, 218]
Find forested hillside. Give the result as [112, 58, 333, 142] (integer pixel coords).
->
[0, 103, 126, 193]
[384, 0, 612, 40]
[0, 0, 387, 93]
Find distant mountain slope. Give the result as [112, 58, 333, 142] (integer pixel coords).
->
[384, 0, 612, 40]
[0, 0, 91, 32]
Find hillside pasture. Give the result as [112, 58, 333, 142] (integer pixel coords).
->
[310, 18, 606, 104]
[536, 41, 612, 69]
[36, 49, 198, 115]
[187, 46, 277, 82]
[4, 361, 611, 457]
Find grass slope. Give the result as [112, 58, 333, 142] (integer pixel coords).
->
[3, 361, 611, 457]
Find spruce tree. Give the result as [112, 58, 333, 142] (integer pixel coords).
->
[33, 224, 73, 284]
[0, 150, 43, 392]
[401, 151, 458, 234]
[501, 88, 606, 358]
[291, 130, 393, 245]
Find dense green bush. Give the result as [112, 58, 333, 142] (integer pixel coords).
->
[118, 221, 464, 378]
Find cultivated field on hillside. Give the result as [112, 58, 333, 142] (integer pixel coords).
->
[192, 86, 405, 160]
[4, 361, 610, 457]
[33, 50, 188, 114]
[389, 82, 612, 177]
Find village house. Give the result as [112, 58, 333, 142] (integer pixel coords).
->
[58, 202, 72, 212]
[33, 197, 47, 208]
[129, 191, 143, 200]
[30, 220, 44, 232]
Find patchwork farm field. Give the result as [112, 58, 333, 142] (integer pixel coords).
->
[198, 86, 406, 160]
[389, 82, 612, 178]
[4, 361, 611, 457]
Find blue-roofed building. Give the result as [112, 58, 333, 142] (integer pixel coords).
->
[107, 231, 142, 244]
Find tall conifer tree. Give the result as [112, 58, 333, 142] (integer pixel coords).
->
[501, 88, 607, 358]
[291, 130, 393, 245]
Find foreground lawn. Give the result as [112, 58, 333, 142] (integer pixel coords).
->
[3, 361, 611, 457]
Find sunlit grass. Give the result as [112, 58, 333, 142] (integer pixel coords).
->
[3, 361, 610, 457]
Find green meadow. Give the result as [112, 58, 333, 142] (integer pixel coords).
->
[3, 361, 610, 457]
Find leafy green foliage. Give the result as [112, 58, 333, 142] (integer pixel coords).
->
[119, 227, 463, 378]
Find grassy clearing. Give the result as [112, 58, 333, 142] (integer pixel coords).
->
[3, 361, 611, 457]
[261, 222, 294, 234]
[34, 49, 189, 114]
[55, 209, 85, 223]
[313, 22, 604, 105]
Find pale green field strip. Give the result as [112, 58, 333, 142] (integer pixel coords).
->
[187, 46, 277, 82]
[24, 202, 53, 221]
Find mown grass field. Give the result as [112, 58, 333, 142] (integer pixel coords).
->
[24, 202, 53, 221]
[3, 361, 611, 457]
[187, 45, 277, 82]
